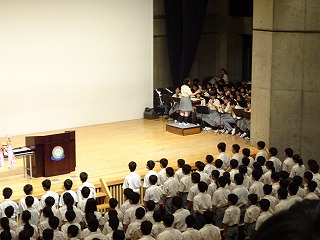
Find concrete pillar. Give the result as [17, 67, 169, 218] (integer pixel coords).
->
[251, 0, 320, 160]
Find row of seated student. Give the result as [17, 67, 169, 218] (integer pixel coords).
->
[117, 140, 318, 239]
[170, 77, 251, 137]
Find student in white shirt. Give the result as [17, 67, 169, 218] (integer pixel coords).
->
[161, 167, 179, 214]
[143, 160, 159, 190]
[187, 172, 201, 212]
[231, 144, 243, 162]
[172, 196, 190, 232]
[178, 78, 196, 125]
[77, 172, 96, 201]
[193, 182, 211, 230]
[144, 200, 156, 224]
[151, 211, 165, 238]
[228, 160, 239, 183]
[262, 161, 275, 184]
[0, 187, 19, 219]
[199, 211, 221, 240]
[123, 192, 141, 232]
[238, 165, 251, 189]
[249, 170, 264, 200]
[174, 159, 185, 182]
[40, 179, 59, 209]
[195, 161, 210, 185]
[24, 196, 40, 226]
[120, 188, 134, 215]
[271, 172, 280, 198]
[275, 187, 290, 213]
[156, 214, 183, 240]
[268, 147, 282, 172]
[304, 181, 319, 200]
[242, 148, 254, 168]
[140, 220, 155, 240]
[255, 141, 268, 161]
[18, 184, 40, 214]
[282, 148, 295, 173]
[112, 230, 126, 240]
[182, 215, 201, 240]
[122, 161, 141, 193]
[158, 158, 169, 187]
[59, 179, 78, 207]
[255, 199, 273, 231]
[262, 185, 278, 213]
[232, 174, 249, 221]
[287, 183, 303, 207]
[207, 170, 220, 199]
[257, 156, 267, 174]
[244, 194, 260, 238]
[241, 157, 253, 177]
[292, 176, 306, 198]
[144, 175, 162, 211]
[223, 194, 241, 240]
[289, 154, 305, 179]
[204, 155, 215, 176]
[216, 142, 231, 170]
[67, 225, 80, 240]
[125, 207, 145, 240]
[179, 164, 192, 209]
[214, 159, 225, 176]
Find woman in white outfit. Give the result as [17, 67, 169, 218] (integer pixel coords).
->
[179, 78, 195, 125]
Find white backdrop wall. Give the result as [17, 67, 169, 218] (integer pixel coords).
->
[0, 0, 153, 136]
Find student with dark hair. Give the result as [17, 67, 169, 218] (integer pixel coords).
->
[268, 147, 282, 172]
[84, 198, 103, 227]
[304, 181, 319, 200]
[144, 175, 161, 211]
[158, 158, 169, 187]
[232, 174, 248, 222]
[126, 207, 145, 240]
[282, 147, 294, 172]
[249, 170, 264, 200]
[231, 144, 242, 162]
[48, 215, 64, 239]
[229, 159, 239, 182]
[144, 200, 156, 224]
[39, 206, 54, 238]
[59, 179, 78, 207]
[216, 142, 231, 170]
[42, 229, 54, 240]
[292, 176, 306, 198]
[156, 214, 183, 239]
[77, 186, 90, 212]
[122, 161, 141, 193]
[120, 188, 134, 215]
[271, 172, 280, 198]
[223, 194, 240, 240]
[255, 199, 272, 231]
[193, 182, 211, 229]
[182, 215, 201, 240]
[241, 157, 253, 176]
[309, 163, 320, 191]
[77, 172, 96, 202]
[179, 164, 192, 208]
[287, 183, 303, 207]
[242, 148, 254, 168]
[262, 184, 278, 213]
[161, 167, 179, 214]
[238, 165, 251, 189]
[275, 188, 290, 213]
[204, 155, 215, 176]
[262, 161, 275, 184]
[151, 211, 165, 238]
[82, 218, 105, 239]
[18, 184, 40, 214]
[174, 159, 185, 182]
[123, 192, 141, 232]
[207, 170, 220, 199]
[0, 217, 16, 240]
[0, 230, 12, 240]
[60, 210, 81, 238]
[113, 230, 125, 240]
[40, 179, 59, 209]
[25, 196, 39, 226]
[178, 78, 196, 126]
[195, 161, 210, 185]
[172, 196, 190, 232]
[58, 192, 84, 224]
[0, 187, 19, 219]
[140, 220, 154, 240]
[244, 194, 260, 238]
[214, 159, 225, 176]
[255, 141, 268, 161]
[143, 160, 158, 189]
[199, 211, 221, 240]
[67, 225, 80, 240]
[289, 154, 305, 178]
[187, 172, 201, 212]
[257, 156, 267, 173]
[102, 213, 121, 236]
[15, 210, 38, 239]
[212, 176, 231, 228]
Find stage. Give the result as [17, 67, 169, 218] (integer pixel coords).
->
[0, 118, 256, 202]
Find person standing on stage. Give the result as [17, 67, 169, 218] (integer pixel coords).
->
[179, 78, 196, 125]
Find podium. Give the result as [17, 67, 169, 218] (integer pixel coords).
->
[25, 131, 76, 177]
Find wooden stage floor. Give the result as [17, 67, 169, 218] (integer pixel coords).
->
[0, 118, 257, 201]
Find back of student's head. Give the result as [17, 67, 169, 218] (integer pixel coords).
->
[242, 148, 251, 157]
[135, 207, 146, 220]
[263, 184, 272, 195]
[238, 165, 247, 175]
[177, 159, 185, 168]
[109, 198, 118, 209]
[217, 176, 228, 188]
[269, 147, 278, 156]
[206, 155, 214, 164]
[217, 142, 226, 152]
[123, 188, 133, 199]
[79, 172, 88, 182]
[252, 169, 263, 181]
[149, 175, 158, 185]
[166, 167, 174, 177]
[21, 210, 31, 224]
[64, 179, 73, 190]
[284, 148, 294, 158]
[0, 217, 10, 232]
[67, 225, 79, 238]
[288, 183, 299, 196]
[203, 210, 213, 224]
[147, 160, 155, 170]
[271, 172, 280, 182]
[85, 198, 97, 214]
[43, 207, 53, 218]
[42, 179, 51, 190]
[0, 230, 12, 240]
[277, 187, 288, 200]
[65, 210, 76, 222]
[234, 173, 244, 185]
[108, 209, 118, 219]
[279, 170, 290, 180]
[185, 215, 196, 228]
[4, 206, 14, 219]
[259, 199, 270, 211]
[141, 220, 152, 235]
[109, 216, 120, 231]
[253, 162, 262, 172]
[195, 161, 205, 171]
[163, 214, 174, 227]
[48, 216, 60, 230]
[241, 157, 250, 167]
[196, 181, 207, 193]
[309, 163, 319, 174]
[129, 192, 140, 205]
[293, 176, 303, 186]
[279, 178, 290, 189]
[63, 192, 74, 210]
[43, 229, 54, 240]
[304, 171, 313, 182]
[248, 194, 258, 205]
[128, 161, 137, 172]
[223, 172, 231, 184]
[79, 186, 89, 199]
[308, 159, 318, 169]
[308, 181, 317, 192]
[293, 154, 303, 166]
[87, 218, 99, 232]
[228, 194, 238, 205]
[113, 230, 125, 240]
[215, 159, 223, 168]
[2, 188, 12, 199]
[191, 172, 201, 183]
[25, 196, 34, 207]
[44, 196, 55, 208]
[172, 196, 183, 209]
[266, 161, 275, 172]
[23, 184, 33, 195]
[232, 144, 240, 153]
[153, 210, 162, 223]
[19, 229, 34, 240]
[211, 170, 220, 179]
[146, 200, 155, 211]
[160, 158, 168, 168]
[257, 156, 266, 166]
[230, 159, 239, 169]
[257, 141, 266, 149]
[182, 164, 192, 175]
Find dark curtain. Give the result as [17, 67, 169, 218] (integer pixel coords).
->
[164, 0, 208, 87]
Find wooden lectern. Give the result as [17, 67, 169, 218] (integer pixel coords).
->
[25, 131, 76, 177]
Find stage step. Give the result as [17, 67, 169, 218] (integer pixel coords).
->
[166, 123, 201, 136]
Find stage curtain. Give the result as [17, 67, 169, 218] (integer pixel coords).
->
[164, 0, 208, 87]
